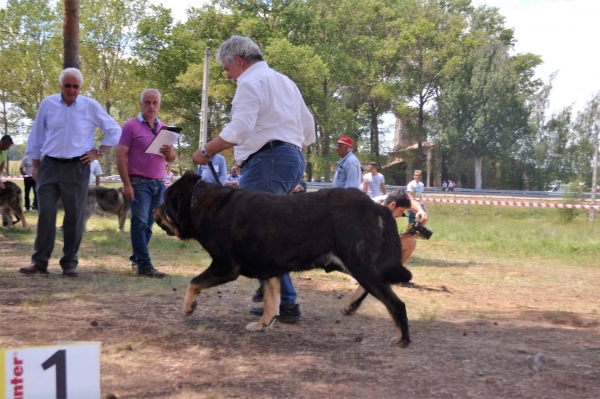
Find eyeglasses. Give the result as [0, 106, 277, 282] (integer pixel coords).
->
[63, 84, 80, 89]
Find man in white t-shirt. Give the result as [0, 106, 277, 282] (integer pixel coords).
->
[406, 170, 425, 229]
[362, 162, 386, 198]
[89, 159, 102, 186]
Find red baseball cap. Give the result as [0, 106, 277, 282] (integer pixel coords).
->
[337, 136, 354, 149]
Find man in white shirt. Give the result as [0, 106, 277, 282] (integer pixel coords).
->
[89, 159, 102, 186]
[192, 36, 316, 324]
[20, 154, 38, 212]
[406, 170, 425, 230]
[362, 161, 386, 198]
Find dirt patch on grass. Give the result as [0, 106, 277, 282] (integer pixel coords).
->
[1, 225, 599, 398]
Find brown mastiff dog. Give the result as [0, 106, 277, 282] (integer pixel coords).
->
[155, 172, 413, 347]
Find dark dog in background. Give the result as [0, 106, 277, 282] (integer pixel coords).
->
[0, 181, 27, 229]
[85, 186, 130, 232]
[154, 172, 413, 347]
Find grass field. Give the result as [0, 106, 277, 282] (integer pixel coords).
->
[1, 188, 599, 398]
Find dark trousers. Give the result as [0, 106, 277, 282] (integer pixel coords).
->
[32, 157, 90, 270]
[23, 176, 37, 210]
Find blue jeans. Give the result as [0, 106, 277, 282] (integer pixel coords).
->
[129, 177, 165, 273]
[240, 144, 304, 306]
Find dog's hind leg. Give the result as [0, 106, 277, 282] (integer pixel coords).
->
[118, 212, 127, 233]
[246, 277, 280, 332]
[183, 262, 240, 315]
[13, 194, 27, 228]
[361, 282, 411, 348]
[342, 286, 369, 316]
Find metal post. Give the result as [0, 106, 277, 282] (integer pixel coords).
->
[198, 47, 210, 149]
[63, 0, 80, 69]
[590, 122, 599, 226]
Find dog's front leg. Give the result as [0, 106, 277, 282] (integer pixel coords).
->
[246, 277, 280, 332]
[183, 263, 240, 315]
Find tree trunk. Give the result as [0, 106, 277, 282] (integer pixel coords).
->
[474, 156, 483, 190]
[369, 107, 379, 157]
[63, 0, 80, 69]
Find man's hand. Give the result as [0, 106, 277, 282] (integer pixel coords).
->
[225, 180, 239, 187]
[192, 149, 209, 165]
[159, 145, 176, 162]
[416, 211, 428, 224]
[122, 184, 135, 202]
[81, 150, 102, 164]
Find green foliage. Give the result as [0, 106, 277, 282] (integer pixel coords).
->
[1, 0, 596, 190]
[424, 203, 600, 264]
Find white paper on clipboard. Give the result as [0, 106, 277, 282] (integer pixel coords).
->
[144, 127, 181, 156]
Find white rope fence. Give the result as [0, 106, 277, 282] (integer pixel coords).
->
[422, 197, 600, 211]
[3, 175, 597, 210]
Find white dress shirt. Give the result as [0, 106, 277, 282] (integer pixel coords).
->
[219, 61, 316, 164]
[26, 94, 122, 160]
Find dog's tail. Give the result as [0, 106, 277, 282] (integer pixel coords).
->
[378, 207, 412, 284]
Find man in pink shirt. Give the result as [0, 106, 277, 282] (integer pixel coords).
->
[116, 89, 176, 277]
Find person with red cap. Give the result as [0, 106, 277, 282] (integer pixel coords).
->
[332, 136, 361, 189]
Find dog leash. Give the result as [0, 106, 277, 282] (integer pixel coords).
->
[208, 161, 222, 186]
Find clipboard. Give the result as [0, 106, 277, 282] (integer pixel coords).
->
[144, 126, 182, 155]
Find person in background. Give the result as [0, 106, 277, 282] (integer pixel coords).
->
[197, 139, 227, 185]
[116, 88, 176, 278]
[20, 154, 38, 212]
[225, 165, 241, 187]
[406, 170, 425, 232]
[332, 136, 361, 189]
[89, 159, 102, 186]
[0, 135, 13, 190]
[1, 135, 15, 226]
[192, 35, 315, 323]
[373, 190, 428, 264]
[362, 161, 386, 198]
[19, 68, 121, 277]
[164, 164, 174, 185]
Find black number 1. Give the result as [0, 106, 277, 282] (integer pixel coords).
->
[42, 350, 67, 399]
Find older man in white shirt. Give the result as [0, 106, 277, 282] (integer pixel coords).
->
[193, 36, 315, 323]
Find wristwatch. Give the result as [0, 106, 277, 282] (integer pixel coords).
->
[95, 148, 104, 156]
[200, 146, 211, 159]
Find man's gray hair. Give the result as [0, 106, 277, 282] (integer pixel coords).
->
[140, 88, 161, 103]
[59, 68, 84, 87]
[216, 36, 264, 66]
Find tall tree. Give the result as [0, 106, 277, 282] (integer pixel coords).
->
[79, 0, 148, 173]
[438, 39, 536, 189]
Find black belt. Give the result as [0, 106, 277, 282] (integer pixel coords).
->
[240, 140, 301, 168]
[46, 156, 82, 163]
[130, 174, 163, 182]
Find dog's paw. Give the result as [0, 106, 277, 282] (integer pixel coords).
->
[246, 319, 276, 332]
[389, 336, 411, 348]
[341, 307, 356, 316]
[246, 321, 268, 332]
[183, 300, 197, 315]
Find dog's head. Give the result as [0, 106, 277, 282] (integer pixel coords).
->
[154, 171, 200, 241]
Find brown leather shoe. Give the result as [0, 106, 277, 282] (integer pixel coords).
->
[19, 263, 49, 275]
[62, 267, 78, 277]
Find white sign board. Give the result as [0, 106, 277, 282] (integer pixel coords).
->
[0, 342, 100, 399]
